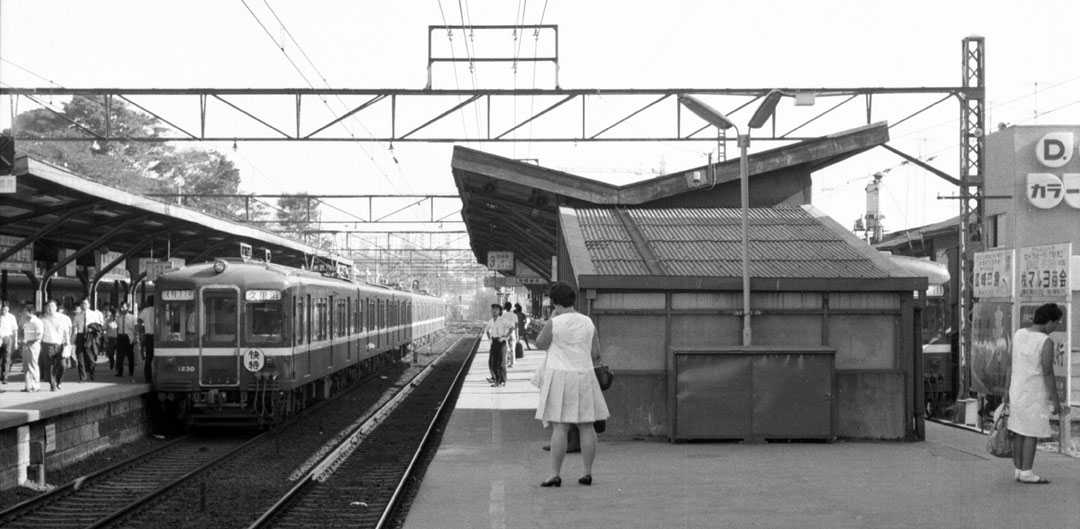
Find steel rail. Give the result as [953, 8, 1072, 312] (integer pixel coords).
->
[244, 330, 480, 529]
[0, 434, 191, 522]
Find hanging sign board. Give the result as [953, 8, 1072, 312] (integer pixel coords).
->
[1019, 243, 1071, 298]
[973, 249, 1014, 299]
[0, 175, 15, 194]
[0, 235, 34, 273]
[486, 251, 514, 271]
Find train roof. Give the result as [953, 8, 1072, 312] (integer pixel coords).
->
[156, 259, 443, 300]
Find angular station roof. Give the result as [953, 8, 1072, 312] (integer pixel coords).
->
[1, 156, 351, 274]
[560, 205, 925, 291]
[453, 122, 890, 280]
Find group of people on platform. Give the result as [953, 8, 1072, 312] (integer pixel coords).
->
[0, 297, 156, 393]
[483, 301, 530, 387]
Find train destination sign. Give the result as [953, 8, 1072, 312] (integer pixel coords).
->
[161, 289, 195, 301]
[245, 290, 282, 302]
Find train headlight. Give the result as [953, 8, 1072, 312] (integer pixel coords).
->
[213, 259, 228, 274]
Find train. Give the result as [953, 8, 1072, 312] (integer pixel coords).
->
[151, 257, 447, 426]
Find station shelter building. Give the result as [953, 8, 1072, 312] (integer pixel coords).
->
[455, 121, 934, 441]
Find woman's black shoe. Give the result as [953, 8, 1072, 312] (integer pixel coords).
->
[540, 476, 562, 487]
[578, 475, 592, 486]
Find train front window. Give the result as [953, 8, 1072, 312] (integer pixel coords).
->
[247, 302, 283, 344]
[203, 292, 238, 345]
[161, 302, 196, 345]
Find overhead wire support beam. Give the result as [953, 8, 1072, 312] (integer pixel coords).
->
[1, 87, 978, 143]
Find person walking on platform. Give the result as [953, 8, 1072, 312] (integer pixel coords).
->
[514, 303, 530, 351]
[1007, 302, 1065, 484]
[20, 303, 44, 392]
[115, 302, 139, 377]
[72, 298, 104, 381]
[104, 307, 118, 371]
[139, 298, 155, 383]
[533, 282, 609, 488]
[485, 303, 512, 387]
[501, 301, 518, 369]
[0, 302, 18, 385]
[40, 300, 73, 391]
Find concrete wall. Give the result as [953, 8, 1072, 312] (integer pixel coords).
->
[589, 289, 915, 441]
[0, 392, 158, 491]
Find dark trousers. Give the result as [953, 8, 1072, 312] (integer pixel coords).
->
[0, 336, 13, 382]
[142, 335, 154, 383]
[116, 335, 135, 376]
[488, 339, 506, 384]
[41, 342, 65, 389]
[76, 332, 97, 381]
[105, 337, 116, 369]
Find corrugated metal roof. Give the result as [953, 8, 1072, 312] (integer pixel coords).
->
[571, 207, 899, 279]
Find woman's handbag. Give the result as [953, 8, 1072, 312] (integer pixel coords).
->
[594, 364, 613, 391]
[986, 402, 1012, 458]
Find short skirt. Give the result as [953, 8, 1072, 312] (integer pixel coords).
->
[535, 368, 610, 428]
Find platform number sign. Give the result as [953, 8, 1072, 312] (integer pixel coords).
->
[487, 251, 514, 271]
[244, 348, 265, 372]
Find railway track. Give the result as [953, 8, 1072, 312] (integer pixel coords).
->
[246, 330, 481, 529]
[0, 434, 255, 529]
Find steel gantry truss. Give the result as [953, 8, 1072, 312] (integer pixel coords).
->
[3, 87, 977, 144]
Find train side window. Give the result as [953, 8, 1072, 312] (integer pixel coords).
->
[295, 297, 305, 345]
[336, 298, 346, 338]
[328, 296, 335, 339]
[247, 301, 283, 344]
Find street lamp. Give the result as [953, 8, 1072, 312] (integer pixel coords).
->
[679, 91, 783, 346]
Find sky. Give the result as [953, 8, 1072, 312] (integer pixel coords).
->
[2, 0, 1080, 246]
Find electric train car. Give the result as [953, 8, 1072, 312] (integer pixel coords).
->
[152, 258, 446, 426]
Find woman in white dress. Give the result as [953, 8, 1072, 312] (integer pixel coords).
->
[533, 282, 609, 487]
[1007, 303, 1064, 484]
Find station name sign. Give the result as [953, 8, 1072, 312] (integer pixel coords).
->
[1028, 132, 1080, 209]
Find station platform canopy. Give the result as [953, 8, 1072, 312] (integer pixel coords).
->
[1, 155, 353, 281]
[452, 122, 890, 281]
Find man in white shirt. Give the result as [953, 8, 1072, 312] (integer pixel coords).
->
[0, 302, 18, 385]
[115, 302, 139, 377]
[485, 303, 513, 387]
[72, 298, 105, 381]
[41, 299, 72, 391]
[21, 302, 44, 392]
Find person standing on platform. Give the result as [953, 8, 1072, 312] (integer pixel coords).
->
[485, 303, 511, 387]
[104, 307, 118, 371]
[40, 300, 73, 391]
[20, 302, 43, 392]
[1007, 302, 1065, 484]
[115, 302, 139, 377]
[501, 301, 518, 369]
[0, 302, 18, 385]
[534, 282, 609, 488]
[72, 298, 104, 381]
[514, 303, 530, 351]
[138, 298, 155, 383]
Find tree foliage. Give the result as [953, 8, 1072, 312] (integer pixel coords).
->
[4, 96, 258, 222]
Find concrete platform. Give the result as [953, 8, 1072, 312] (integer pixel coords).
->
[404, 339, 1080, 529]
[1, 355, 154, 490]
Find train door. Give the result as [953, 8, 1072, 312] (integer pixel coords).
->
[328, 295, 336, 370]
[199, 288, 240, 386]
[294, 295, 311, 378]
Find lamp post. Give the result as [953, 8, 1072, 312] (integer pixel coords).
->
[679, 91, 782, 346]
